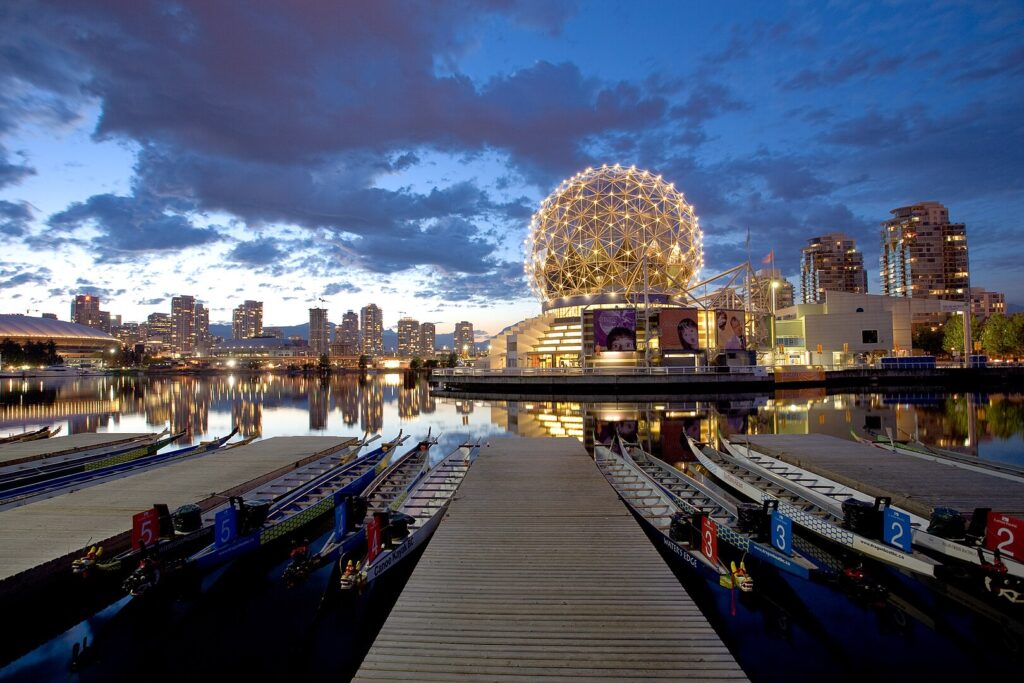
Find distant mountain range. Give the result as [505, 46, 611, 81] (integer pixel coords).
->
[208, 323, 483, 351]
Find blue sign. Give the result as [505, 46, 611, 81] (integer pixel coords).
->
[884, 507, 913, 552]
[214, 506, 238, 548]
[770, 510, 792, 555]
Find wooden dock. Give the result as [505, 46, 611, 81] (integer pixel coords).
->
[742, 434, 1024, 518]
[0, 436, 354, 582]
[355, 437, 746, 682]
[0, 432, 151, 465]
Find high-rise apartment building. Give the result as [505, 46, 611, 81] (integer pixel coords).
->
[419, 322, 436, 356]
[360, 304, 383, 356]
[71, 294, 109, 331]
[336, 310, 359, 355]
[880, 202, 969, 308]
[397, 317, 420, 357]
[232, 300, 263, 339]
[970, 288, 1006, 321]
[171, 295, 196, 354]
[309, 307, 330, 356]
[756, 269, 795, 310]
[194, 303, 210, 354]
[145, 312, 172, 346]
[800, 233, 868, 304]
[454, 321, 474, 357]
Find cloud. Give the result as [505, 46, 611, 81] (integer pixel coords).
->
[0, 200, 32, 236]
[225, 237, 284, 266]
[322, 281, 362, 296]
[416, 259, 530, 303]
[47, 192, 223, 260]
[0, 148, 35, 188]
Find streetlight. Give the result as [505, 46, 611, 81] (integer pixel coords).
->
[770, 280, 780, 364]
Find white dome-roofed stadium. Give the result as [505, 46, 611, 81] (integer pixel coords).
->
[526, 164, 703, 311]
[0, 314, 117, 347]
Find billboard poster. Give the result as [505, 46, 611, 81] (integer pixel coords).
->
[595, 420, 639, 450]
[593, 309, 636, 351]
[660, 309, 700, 352]
[715, 309, 746, 350]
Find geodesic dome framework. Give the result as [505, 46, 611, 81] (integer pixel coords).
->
[526, 165, 703, 310]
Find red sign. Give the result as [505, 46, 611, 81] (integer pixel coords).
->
[701, 516, 718, 565]
[986, 512, 1024, 560]
[366, 518, 381, 564]
[131, 508, 160, 550]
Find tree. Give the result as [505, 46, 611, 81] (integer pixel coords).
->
[912, 327, 944, 356]
[942, 315, 983, 355]
[980, 314, 1014, 357]
[318, 353, 331, 372]
[358, 354, 369, 371]
[445, 352, 458, 368]
[409, 357, 423, 371]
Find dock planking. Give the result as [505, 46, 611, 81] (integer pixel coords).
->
[0, 435, 354, 582]
[355, 437, 746, 683]
[741, 434, 1024, 518]
[0, 432, 152, 466]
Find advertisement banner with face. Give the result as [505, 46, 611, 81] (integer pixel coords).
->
[593, 309, 636, 352]
[715, 309, 746, 350]
[660, 309, 700, 352]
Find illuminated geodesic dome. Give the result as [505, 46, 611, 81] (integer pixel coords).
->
[526, 164, 703, 309]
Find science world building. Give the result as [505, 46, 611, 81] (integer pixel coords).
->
[490, 164, 762, 370]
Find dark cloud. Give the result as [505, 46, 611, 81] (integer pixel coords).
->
[0, 200, 32, 236]
[0, 148, 35, 188]
[780, 48, 906, 91]
[225, 237, 285, 266]
[322, 281, 362, 296]
[416, 260, 529, 303]
[47, 193, 223, 260]
[137, 297, 166, 305]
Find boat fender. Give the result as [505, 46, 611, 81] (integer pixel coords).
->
[172, 504, 203, 535]
[669, 513, 690, 543]
[928, 507, 967, 541]
[965, 507, 992, 545]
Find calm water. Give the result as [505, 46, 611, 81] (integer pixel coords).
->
[1, 373, 1022, 681]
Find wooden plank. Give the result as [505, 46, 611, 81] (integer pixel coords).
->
[0, 436, 353, 581]
[354, 437, 746, 682]
[743, 434, 1024, 517]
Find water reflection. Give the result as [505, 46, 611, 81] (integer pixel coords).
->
[1, 376, 1022, 465]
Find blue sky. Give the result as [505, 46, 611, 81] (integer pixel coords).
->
[1, 0, 1021, 335]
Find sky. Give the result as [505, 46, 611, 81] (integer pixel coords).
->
[1, 0, 1022, 337]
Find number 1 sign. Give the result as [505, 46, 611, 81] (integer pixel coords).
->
[986, 512, 1024, 560]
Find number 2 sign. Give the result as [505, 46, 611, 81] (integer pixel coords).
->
[131, 508, 160, 550]
[986, 512, 1024, 560]
[883, 507, 912, 552]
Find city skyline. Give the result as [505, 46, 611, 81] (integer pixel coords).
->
[1, 2, 1021, 333]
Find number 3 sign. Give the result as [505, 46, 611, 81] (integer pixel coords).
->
[986, 512, 1024, 560]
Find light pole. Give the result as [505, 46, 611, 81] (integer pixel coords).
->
[770, 280, 779, 364]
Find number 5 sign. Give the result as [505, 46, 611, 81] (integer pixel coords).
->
[986, 512, 1024, 560]
[132, 508, 160, 550]
[215, 506, 238, 548]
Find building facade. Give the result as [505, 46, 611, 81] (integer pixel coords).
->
[880, 202, 969, 322]
[397, 317, 420, 357]
[800, 233, 868, 304]
[970, 288, 1006, 321]
[360, 304, 383, 356]
[232, 300, 263, 339]
[454, 321, 474, 357]
[756, 269, 795, 310]
[194, 303, 210, 355]
[171, 295, 196, 355]
[336, 310, 360, 354]
[420, 322, 436, 356]
[70, 294, 111, 332]
[309, 307, 330, 356]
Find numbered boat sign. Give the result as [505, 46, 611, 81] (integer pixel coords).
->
[701, 516, 718, 565]
[883, 507, 913, 552]
[986, 512, 1024, 560]
[770, 510, 792, 555]
[214, 506, 238, 548]
[131, 508, 160, 550]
